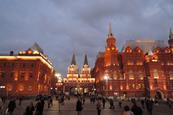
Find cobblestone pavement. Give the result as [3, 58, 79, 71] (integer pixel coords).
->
[0, 97, 173, 115]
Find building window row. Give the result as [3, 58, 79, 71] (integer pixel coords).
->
[126, 61, 143, 66]
[0, 71, 33, 80]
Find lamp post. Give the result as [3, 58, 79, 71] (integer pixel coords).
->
[104, 75, 109, 96]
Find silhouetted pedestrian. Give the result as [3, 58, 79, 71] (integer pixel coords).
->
[102, 97, 106, 109]
[35, 100, 42, 115]
[96, 99, 102, 115]
[140, 99, 145, 109]
[76, 98, 83, 115]
[146, 99, 153, 115]
[131, 102, 143, 115]
[23, 102, 34, 115]
[7, 99, 16, 115]
[109, 99, 114, 109]
[18, 97, 22, 106]
[122, 105, 134, 115]
[119, 100, 122, 108]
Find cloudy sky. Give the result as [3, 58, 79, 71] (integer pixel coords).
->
[0, 0, 173, 75]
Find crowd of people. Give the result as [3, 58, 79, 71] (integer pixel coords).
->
[0, 95, 53, 115]
[0, 94, 173, 115]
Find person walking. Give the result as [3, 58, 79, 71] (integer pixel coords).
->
[18, 97, 22, 106]
[102, 97, 106, 109]
[7, 99, 16, 115]
[96, 99, 102, 115]
[109, 99, 114, 109]
[119, 100, 122, 108]
[122, 105, 134, 115]
[131, 102, 143, 115]
[146, 99, 153, 115]
[23, 102, 35, 115]
[140, 99, 145, 109]
[35, 100, 42, 115]
[76, 98, 83, 115]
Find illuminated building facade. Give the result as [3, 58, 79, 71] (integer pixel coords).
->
[63, 54, 95, 95]
[0, 43, 54, 97]
[92, 26, 173, 98]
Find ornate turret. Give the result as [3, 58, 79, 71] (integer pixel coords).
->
[106, 22, 116, 48]
[168, 28, 173, 48]
[67, 53, 78, 78]
[71, 53, 77, 65]
[83, 54, 88, 65]
[80, 54, 91, 78]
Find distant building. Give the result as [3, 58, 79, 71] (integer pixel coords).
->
[63, 54, 95, 95]
[92, 25, 173, 98]
[0, 43, 54, 97]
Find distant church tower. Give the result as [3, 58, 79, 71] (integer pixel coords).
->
[168, 28, 173, 48]
[80, 54, 91, 78]
[67, 53, 79, 78]
[104, 23, 119, 67]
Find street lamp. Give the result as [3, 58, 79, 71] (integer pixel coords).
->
[104, 75, 109, 96]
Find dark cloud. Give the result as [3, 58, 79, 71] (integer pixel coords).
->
[0, 0, 173, 75]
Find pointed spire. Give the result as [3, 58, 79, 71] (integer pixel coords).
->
[83, 54, 88, 65]
[170, 28, 172, 34]
[169, 27, 173, 40]
[31, 42, 43, 54]
[108, 22, 113, 36]
[71, 53, 76, 65]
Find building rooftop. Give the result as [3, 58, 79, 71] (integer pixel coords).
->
[122, 39, 167, 53]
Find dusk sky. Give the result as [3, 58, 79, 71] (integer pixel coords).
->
[0, 0, 173, 76]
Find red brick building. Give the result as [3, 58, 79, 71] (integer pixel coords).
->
[0, 43, 54, 97]
[63, 54, 95, 95]
[92, 26, 173, 98]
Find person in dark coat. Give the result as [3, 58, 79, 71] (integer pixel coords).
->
[96, 99, 102, 115]
[40, 99, 45, 115]
[35, 100, 42, 115]
[140, 99, 145, 109]
[131, 102, 143, 115]
[76, 98, 83, 115]
[109, 99, 114, 109]
[23, 102, 35, 115]
[7, 99, 16, 115]
[102, 97, 106, 109]
[146, 99, 153, 115]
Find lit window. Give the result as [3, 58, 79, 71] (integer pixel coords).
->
[169, 71, 173, 80]
[167, 62, 173, 66]
[28, 86, 32, 91]
[129, 70, 134, 80]
[127, 61, 134, 65]
[113, 71, 118, 80]
[6, 84, 13, 91]
[136, 61, 143, 65]
[109, 85, 112, 90]
[132, 84, 135, 88]
[18, 84, 24, 92]
[153, 69, 159, 79]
